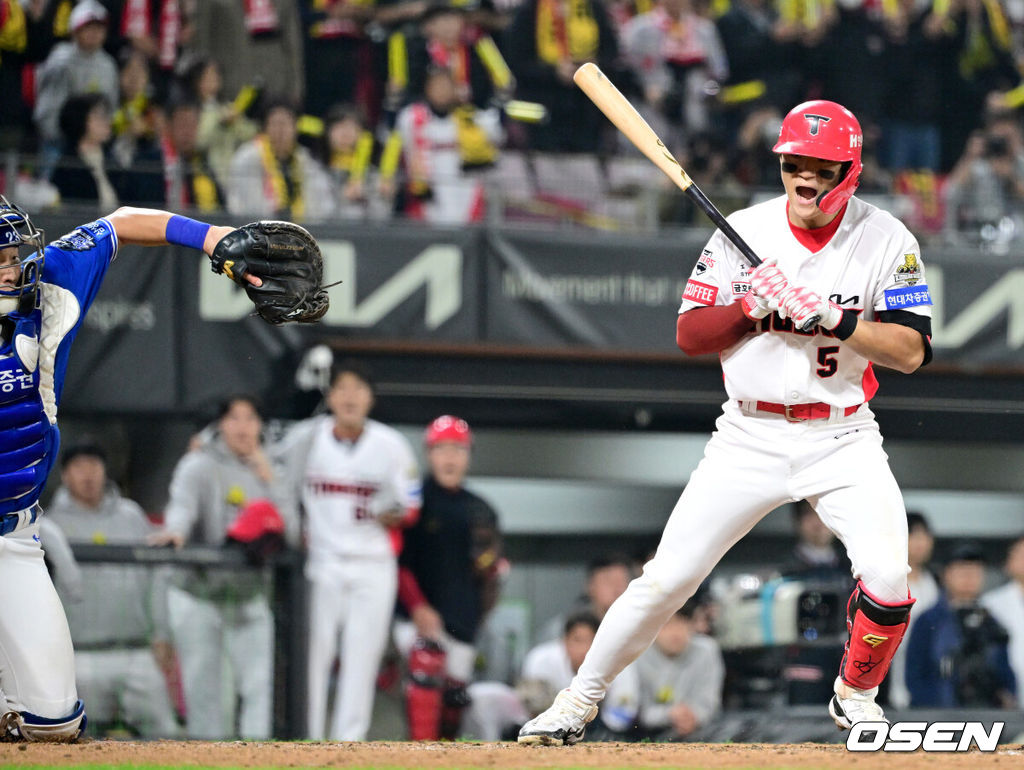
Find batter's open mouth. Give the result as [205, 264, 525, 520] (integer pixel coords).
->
[797, 186, 817, 200]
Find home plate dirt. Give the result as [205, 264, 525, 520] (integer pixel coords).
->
[2, 741, 1022, 768]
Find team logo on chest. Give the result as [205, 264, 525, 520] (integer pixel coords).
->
[894, 254, 922, 285]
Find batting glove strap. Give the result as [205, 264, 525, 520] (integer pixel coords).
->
[740, 290, 773, 320]
[832, 308, 859, 340]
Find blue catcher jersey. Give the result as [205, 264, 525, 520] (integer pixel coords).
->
[0, 218, 118, 515]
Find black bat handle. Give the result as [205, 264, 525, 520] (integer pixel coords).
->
[685, 184, 821, 330]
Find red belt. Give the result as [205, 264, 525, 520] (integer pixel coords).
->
[742, 401, 862, 422]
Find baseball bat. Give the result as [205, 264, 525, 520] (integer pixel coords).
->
[573, 63, 821, 329]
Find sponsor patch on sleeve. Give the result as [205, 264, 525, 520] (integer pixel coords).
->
[693, 250, 716, 276]
[884, 284, 932, 309]
[682, 279, 719, 306]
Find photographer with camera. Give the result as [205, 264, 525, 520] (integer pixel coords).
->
[944, 114, 1024, 248]
[904, 543, 1017, 709]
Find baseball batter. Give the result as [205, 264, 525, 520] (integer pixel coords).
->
[274, 360, 422, 740]
[520, 100, 933, 745]
[0, 200, 260, 742]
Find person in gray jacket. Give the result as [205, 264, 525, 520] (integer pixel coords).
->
[150, 394, 292, 739]
[45, 442, 180, 738]
[33, 1, 119, 168]
[634, 601, 723, 740]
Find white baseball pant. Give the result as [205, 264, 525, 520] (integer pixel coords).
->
[166, 586, 273, 739]
[0, 522, 78, 719]
[573, 403, 910, 705]
[306, 556, 397, 740]
[73, 648, 180, 737]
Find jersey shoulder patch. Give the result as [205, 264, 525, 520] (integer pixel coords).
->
[51, 221, 107, 252]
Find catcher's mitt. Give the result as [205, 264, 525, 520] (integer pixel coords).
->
[209, 221, 329, 324]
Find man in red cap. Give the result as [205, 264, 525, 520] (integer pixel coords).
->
[395, 415, 505, 740]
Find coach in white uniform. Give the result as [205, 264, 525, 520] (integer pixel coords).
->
[276, 360, 421, 740]
[521, 100, 933, 745]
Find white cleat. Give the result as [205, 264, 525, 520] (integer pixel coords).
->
[517, 689, 598, 746]
[828, 677, 888, 731]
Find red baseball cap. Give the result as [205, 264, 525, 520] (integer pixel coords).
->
[226, 499, 285, 543]
[425, 415, 472, 447]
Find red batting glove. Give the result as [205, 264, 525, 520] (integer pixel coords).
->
[778, 285, 843, 330]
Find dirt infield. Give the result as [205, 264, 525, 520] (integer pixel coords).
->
[2, 740, 1022, 769]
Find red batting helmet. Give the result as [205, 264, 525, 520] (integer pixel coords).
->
[226, 499, 285, 543]
[773, 100, 863, 215]
[425, 415, 472, 448]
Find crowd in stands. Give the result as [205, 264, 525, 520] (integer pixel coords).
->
[38, 349, 1023, 741]
[2, 0, 1024, 234]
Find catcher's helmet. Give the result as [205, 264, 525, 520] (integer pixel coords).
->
[0, 196, 45, 317]
[773, 100, 863, 215]
[425, 415, 472, 448]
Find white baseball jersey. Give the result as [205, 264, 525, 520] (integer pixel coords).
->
[302, 418, 422, 562]
[679, 195, 932, 408]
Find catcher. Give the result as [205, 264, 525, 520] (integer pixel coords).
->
[0, 200, 324, 741]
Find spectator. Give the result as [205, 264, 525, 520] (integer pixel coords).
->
[393, 67, 502, 223]
[518, 610, 640, 739]
[114, 0, 190, 97]
[150, 394, 290, 739]
[539, 553, 634, 642]
[272, 359, 422, 741]
[905, 542, 1017, 708]
[186, 0, 304, 111]
[395, 415, 505, 740]
[179, 56, 258, 189]
[981, 535, 1024, 692]
[943, 0, 1020, 169]
[504, 0, 619, 152]
[395, 2, 513, 111]
[227, 98, 336, 221]
[110, 48, 160, 170]
[634, 601, 723, 740]
[713, 0, 798, 137]
[782, 500, 852, 584]
[878, 0, 958, 173]
[53, 93, 120, 210]
[319, 103, 381, 220]
[821, 0, 889, 131]
[300, 0, 377, 119]
[943, 113, 1024, 245]
[33, 0, 119, 158]
[620, 0, 728, 143]
[887, 511, 940, 709]
[45, 441, 180, 738]
[159, 99, 225, 212]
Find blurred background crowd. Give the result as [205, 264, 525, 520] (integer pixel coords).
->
[40, 353, 1024, 743]
[2, 0, 1024, 240]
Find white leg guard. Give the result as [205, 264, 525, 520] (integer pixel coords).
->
[0, 700, 86, 742]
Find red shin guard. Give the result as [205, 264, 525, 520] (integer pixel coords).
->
[840, 581, 915, 690]
[406, 638, 447, 740]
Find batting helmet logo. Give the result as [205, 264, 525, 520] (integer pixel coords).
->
[804, 114, 831, 136]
